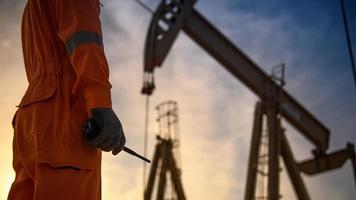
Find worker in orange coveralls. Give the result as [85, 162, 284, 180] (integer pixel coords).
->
[8, 0, 125, 199]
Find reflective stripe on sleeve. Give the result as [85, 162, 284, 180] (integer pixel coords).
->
[65, 31, 103, 56]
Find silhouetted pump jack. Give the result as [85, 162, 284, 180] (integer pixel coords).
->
[141, 0, 356, 199]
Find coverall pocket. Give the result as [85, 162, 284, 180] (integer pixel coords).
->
[18, 86, 57, 132]
[35, 162, 99, 200]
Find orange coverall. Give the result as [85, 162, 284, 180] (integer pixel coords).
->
[8, 0, 111, 199]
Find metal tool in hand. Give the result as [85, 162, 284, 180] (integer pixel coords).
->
[82, 118, 151, 163]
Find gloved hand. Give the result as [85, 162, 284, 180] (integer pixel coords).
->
[88, 108, 126, 155]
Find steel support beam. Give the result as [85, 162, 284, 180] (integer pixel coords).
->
[266, 104, 280, 200]
[244, 102, 264, 200]
[145, 143, 161, 200]
[167, 144, 186, 200]
[157, 143, 168, 200]
[280, 131, 310, 200]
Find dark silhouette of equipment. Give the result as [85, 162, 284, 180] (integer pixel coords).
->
[141, 0, 356, 199]
[82, 118, 151, 163]
[142, 0, 329, 152]
[144, 101, 185, 200]
[298, 143, 356, 183]
[245, 65, 310, 199]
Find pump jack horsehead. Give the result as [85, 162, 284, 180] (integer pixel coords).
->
[141, 0, 356, 199]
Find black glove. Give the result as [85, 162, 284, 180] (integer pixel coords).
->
[88, 108, 126, 155]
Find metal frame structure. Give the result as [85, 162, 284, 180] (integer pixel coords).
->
[142, 0, 329, 152]
[244, 102, 311, 200]
[145, 101, 185, 200]
[141, 0, 356, 199]
[145, 137, 186, 200]
[298, 143, 356, 183]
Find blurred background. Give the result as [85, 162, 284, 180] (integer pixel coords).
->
[0, 0, 355, 199]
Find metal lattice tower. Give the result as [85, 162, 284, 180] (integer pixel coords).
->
[156, 101, 182, 169]
[156, 101, 180, 142]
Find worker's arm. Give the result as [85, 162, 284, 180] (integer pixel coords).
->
[56, 0, 111, 111]
[55, 0, 125, 154]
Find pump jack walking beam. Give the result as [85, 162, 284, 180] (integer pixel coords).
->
[143, 0, 329, 152]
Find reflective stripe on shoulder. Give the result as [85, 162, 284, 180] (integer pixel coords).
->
[65, 31, 103, 56]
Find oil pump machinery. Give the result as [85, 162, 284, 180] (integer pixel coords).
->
[141, 0, 356, 199]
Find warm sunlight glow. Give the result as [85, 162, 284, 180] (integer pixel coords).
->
[1, 173, 14, 199]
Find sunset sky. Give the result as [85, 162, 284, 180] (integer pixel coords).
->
[0, 0, 355, 199]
